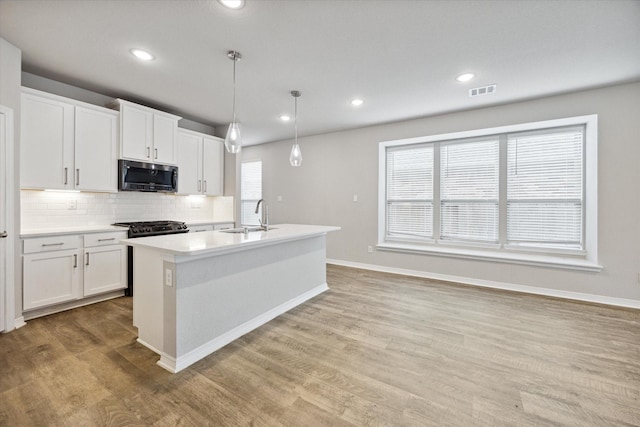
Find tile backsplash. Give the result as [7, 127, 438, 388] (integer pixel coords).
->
[21, 190, 234, 229]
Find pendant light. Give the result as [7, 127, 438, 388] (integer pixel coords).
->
[289, 90, 302, 167]
[224, 50, 242, 154]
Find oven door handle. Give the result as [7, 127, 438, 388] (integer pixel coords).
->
[172, 170, 177, 189]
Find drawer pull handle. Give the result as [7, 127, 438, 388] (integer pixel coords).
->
[42, 242, 64, 247]
[73, 254, 77, 268]
[97, 238, 116, 242]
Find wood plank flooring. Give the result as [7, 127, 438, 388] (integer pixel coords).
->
[1, 264, 639, 426]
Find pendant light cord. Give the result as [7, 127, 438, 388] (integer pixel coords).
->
[232, 54, 237, 123]
[294, 95, 298, 143]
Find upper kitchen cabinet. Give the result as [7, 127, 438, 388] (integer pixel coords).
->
[109, 99, 181, 165]
[21, 88, 118, 192]
[177, 128, 223, 196]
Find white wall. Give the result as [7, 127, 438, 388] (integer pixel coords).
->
[242, 82, 640, 303]
[20, 190, 234, 229]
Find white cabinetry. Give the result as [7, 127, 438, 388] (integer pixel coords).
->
[83, 232, 127, 297]
[20, 88, 118, 192]
[23, 235, 82, 310]
[177, 128, 223, 196]
[111, 99, 181, 165]
[22, 231, 127, 313]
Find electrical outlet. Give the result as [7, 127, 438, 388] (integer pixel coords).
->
[67, 199, 77, 210]
[165, 269, 173, 287]
[367, 245, 373, 253]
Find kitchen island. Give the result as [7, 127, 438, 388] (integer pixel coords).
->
[122, 224, 340, 373]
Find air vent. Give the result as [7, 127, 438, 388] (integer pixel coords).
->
[469, 84, 497, 97]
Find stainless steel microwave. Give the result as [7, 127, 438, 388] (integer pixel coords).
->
[118, 159, 178, 193]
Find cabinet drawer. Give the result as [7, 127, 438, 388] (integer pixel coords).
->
[84, 231, 127, 248]
[23, 235, 82, 254]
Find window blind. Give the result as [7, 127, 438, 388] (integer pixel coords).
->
[507, 126, 583, 247]
[386, 145, 433, 238]
[241, 161, 262, 226]
[440, 139, 499, 243]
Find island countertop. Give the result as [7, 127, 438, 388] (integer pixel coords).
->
[121, 224, 340, 258]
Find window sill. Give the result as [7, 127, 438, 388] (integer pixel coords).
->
[376, 242, 602, 272]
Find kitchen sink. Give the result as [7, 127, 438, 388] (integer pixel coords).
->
[219, 227, 277, 234]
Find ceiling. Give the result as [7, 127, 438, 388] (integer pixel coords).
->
[1, 0, 639, 146]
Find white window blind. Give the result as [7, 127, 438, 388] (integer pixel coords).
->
[241, 161, 262, 226]
[386, 145, 433, 239]
[507, 126, 584, 248]
[440, 139, 499, 243]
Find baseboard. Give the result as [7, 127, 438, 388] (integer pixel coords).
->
[22, 290, 126, 321]
[13, 316, 26, 329]
[157, 283, 329, 373]
[327, 258, 640, 310]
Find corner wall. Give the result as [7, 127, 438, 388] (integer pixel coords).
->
[0, 37, 22, 325]
[242, 82, 640, 304]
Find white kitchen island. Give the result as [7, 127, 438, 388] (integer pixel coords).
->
[122, 224, 340, 373]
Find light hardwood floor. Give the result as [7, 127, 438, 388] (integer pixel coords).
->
[1, 265, 639, 426]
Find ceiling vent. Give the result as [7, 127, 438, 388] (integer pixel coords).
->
[469, 84, 497, 97]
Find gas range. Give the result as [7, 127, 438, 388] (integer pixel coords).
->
[113, 220, 189, 238]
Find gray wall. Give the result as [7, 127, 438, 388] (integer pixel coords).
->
[0, 37, 22, 321]
[242, 82, 640, 302]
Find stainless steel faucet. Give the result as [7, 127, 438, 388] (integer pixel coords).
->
[255, 199, 269, 230]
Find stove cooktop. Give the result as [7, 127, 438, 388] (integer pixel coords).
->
[113, 220, 189, 238]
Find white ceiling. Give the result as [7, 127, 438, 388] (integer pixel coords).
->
[1, 0, 639, 146]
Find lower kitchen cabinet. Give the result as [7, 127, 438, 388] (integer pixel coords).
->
[83, 245, 126, 297]
[22, 231, 127, 313]
[23, 248, 82, 310]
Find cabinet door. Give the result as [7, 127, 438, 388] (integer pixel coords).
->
[83, 245, 126, 297]
[121, 104, 153, 161]
[202, 136, 223, 196]
[21, 93, 74, 190]
[75, 106, 118, 192]
[153, 114, 178, 164]
[23, 249, 81, 310]
[176, 130, 201, 195]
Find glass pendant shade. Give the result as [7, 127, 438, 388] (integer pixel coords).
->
[225, 122, 242, 154]
[289, 90, 302, 167]
[225, 50, 242, 153]
[289, 143, 302, 166]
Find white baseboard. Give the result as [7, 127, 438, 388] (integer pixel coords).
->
[157, 283, 329, 373]
[327, 259, 640, 310]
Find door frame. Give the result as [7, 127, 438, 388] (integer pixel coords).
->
[1, 105, 16, 332]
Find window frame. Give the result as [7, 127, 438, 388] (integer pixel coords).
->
[377, 115, 600, 271]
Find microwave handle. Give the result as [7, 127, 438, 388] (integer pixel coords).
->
[172, 170, 177, 189]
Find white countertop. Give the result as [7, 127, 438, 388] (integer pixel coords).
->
[122, 224, 340, 257]
[21, 220, 235, 238]
[21, 225, 128, 238]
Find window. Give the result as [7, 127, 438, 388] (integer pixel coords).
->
[441, 138, 499, 243]
[507, 127, 584, 249]
[240, 161, 262, 226]
[386, 145, 433, 239]
[378, 115, 599, 270]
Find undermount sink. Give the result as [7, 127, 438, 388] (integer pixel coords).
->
[220, 227, 277, 234]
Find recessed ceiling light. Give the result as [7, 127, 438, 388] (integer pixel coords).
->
[218, 0, 245, 9]
[130, 48, 154, 61]
[351, 98, 364, 106]
[280, 115, 291, 122]
[456, 73, 475, 82]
